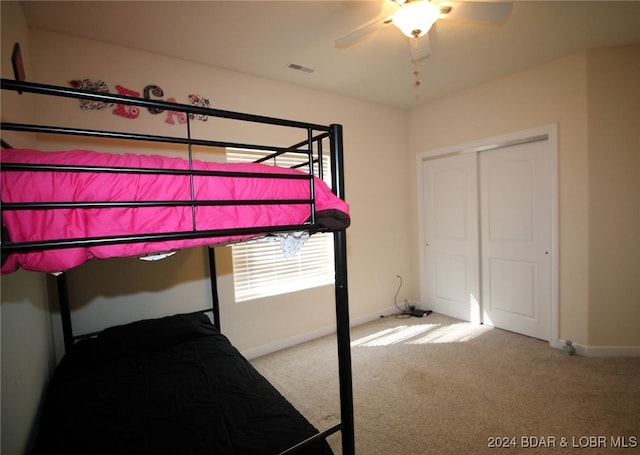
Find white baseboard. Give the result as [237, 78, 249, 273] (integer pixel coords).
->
[557, 339, 640, 357]
[244, 310, 639, 359]
[242, 306, 398, 360]
[242, 325, 335, 360]
[351, 305, 399, 325]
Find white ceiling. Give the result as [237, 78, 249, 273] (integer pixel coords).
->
[20, 1, 640, 109]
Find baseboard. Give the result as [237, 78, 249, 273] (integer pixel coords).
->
[242, 325, 336, 360]
[352, 305, 399, 324]
[557, 339, 640, 357]
[242, 306, 398, 360]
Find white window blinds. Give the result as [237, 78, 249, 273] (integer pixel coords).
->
[226, 148, 335, 302]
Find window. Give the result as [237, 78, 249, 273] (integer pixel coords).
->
[226, 148, 335, 302]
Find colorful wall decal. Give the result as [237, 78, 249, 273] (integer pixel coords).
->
[68, 78, 211, 125]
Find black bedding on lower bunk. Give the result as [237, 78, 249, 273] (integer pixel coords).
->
[32, 313, 332, 455]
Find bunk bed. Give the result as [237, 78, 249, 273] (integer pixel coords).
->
[0, 79, 355, 455]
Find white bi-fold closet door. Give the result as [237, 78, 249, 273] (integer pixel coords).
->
[418, 125, 557, 343]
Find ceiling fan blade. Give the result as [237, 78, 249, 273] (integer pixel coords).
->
[334, 15, 394, 48]
[409, 35, 431, 63]
[436, 1, 513, 24]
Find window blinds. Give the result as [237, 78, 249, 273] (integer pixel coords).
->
[226, 148, 335, 302]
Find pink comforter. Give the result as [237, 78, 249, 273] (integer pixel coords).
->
[1, 149, 349, 274]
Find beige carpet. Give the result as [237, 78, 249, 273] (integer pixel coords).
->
[251, 312, 640, 454]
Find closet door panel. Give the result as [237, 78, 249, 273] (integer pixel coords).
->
[421, 154, 479, 322]
[479, 141, 552, 340]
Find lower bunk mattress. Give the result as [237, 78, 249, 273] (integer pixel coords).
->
[32, 313, 333, 455]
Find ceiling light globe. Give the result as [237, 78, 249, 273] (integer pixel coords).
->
[393, 0, 439, 38]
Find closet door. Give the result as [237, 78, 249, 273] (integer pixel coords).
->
[479, 140, 552, 340]
[421, 153, 480, 322]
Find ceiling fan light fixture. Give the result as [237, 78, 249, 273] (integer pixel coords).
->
[393, 0, 438, 38]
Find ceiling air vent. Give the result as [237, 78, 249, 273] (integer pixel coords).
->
[287, 63, 314, 74]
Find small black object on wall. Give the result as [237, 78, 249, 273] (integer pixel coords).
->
[11, 43, 25, 93]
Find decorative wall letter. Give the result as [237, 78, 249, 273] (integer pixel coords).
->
[143, 84, 165, 115]
[112, 84, 140, 119]
[69, 79, 113, 110]
[188, 94, 210, 121]
[164, 98, 187, 125]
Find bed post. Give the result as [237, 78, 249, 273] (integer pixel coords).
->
[207, 247, 221, 331]
[56, 273, 74, 353]
[329, 124, 355, 455]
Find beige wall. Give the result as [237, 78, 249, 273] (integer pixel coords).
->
[586, 45, 640, 347]
[408, 46, 640, 348]
[1, 3, 56, 454]
[22, 28, 411, 355]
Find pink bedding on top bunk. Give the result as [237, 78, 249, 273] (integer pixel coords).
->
[1, 149, 350, 274]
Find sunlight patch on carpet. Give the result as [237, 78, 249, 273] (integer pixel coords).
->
[351, 325, 437, 347]
[408, 322, 491, 344]
[351, 322, 491, 347]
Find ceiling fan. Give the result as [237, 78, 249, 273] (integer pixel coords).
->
[335, 0, 513, 63]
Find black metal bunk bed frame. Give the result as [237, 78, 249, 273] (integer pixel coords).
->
[0, 78, 355, 455]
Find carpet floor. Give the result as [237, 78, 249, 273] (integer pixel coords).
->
[251, 312, 640, 454]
